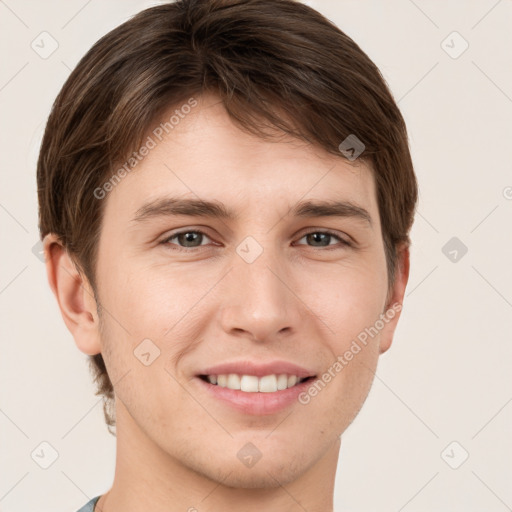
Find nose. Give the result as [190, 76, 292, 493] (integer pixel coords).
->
[218, 246, 304, 343]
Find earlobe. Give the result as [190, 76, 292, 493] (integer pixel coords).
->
[379, 244, 410, 355]
[43, 233, 102, 356]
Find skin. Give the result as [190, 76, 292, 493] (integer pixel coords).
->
[44, 93, 409, 512]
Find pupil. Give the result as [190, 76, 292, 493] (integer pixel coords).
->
[180, 232, 201, 247]
[308, 233, 329, 247]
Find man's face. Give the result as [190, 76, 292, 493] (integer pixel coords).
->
[90, 93, 405, 487]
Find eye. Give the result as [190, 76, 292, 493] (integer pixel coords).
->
[160, 228, 352, 252]
[161, 229, 213, 250]
[295, 230, 351, 249]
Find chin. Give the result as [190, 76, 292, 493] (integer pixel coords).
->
[209, 465, 300, 489]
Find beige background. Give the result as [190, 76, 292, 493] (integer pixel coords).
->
[1, 0, 511, 510]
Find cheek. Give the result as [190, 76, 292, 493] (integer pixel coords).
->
[297, 261, 385, 415]
[97, 258, 215, 393]
[301, 261, 387, 346]
[99, 257, 202, 335]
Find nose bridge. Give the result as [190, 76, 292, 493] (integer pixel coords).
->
[239, 247, 285, 304]
[218, 238, 301, 341]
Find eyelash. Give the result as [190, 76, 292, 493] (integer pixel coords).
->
[160, 228, 352, 252]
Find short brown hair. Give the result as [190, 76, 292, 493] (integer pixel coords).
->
[37, 0, 418, 434]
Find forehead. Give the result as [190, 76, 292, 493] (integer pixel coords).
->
[104, 94, 378, 223]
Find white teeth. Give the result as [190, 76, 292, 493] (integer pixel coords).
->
[287, 375, 297, 387]
[277, 374, 288, 390]
[258, 375, 277, 392]
[227, 373, 241, 390]
[204, 373, 306, 392]
[241, 375, 259, 392]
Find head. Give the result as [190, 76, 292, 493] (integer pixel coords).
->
[38, 0, 417, 488]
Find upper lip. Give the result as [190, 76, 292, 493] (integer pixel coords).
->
[196, 360, 316, 379]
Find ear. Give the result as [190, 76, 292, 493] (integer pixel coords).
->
[43, 233, 102, 355]
[378, 243, 410, 355]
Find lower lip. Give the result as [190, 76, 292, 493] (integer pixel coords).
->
[195, 376, 315, 416]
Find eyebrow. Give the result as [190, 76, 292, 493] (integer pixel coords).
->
[132, 196, 372, 226]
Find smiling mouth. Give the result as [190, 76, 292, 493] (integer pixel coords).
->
[197, 374, 316, 393]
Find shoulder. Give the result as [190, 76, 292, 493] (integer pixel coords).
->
[75, 495, 101, 512]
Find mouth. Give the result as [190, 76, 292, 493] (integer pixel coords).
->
[197, 373, 317, 393]
[195, 373, 317, 415]
[193, 360, 318, 415]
